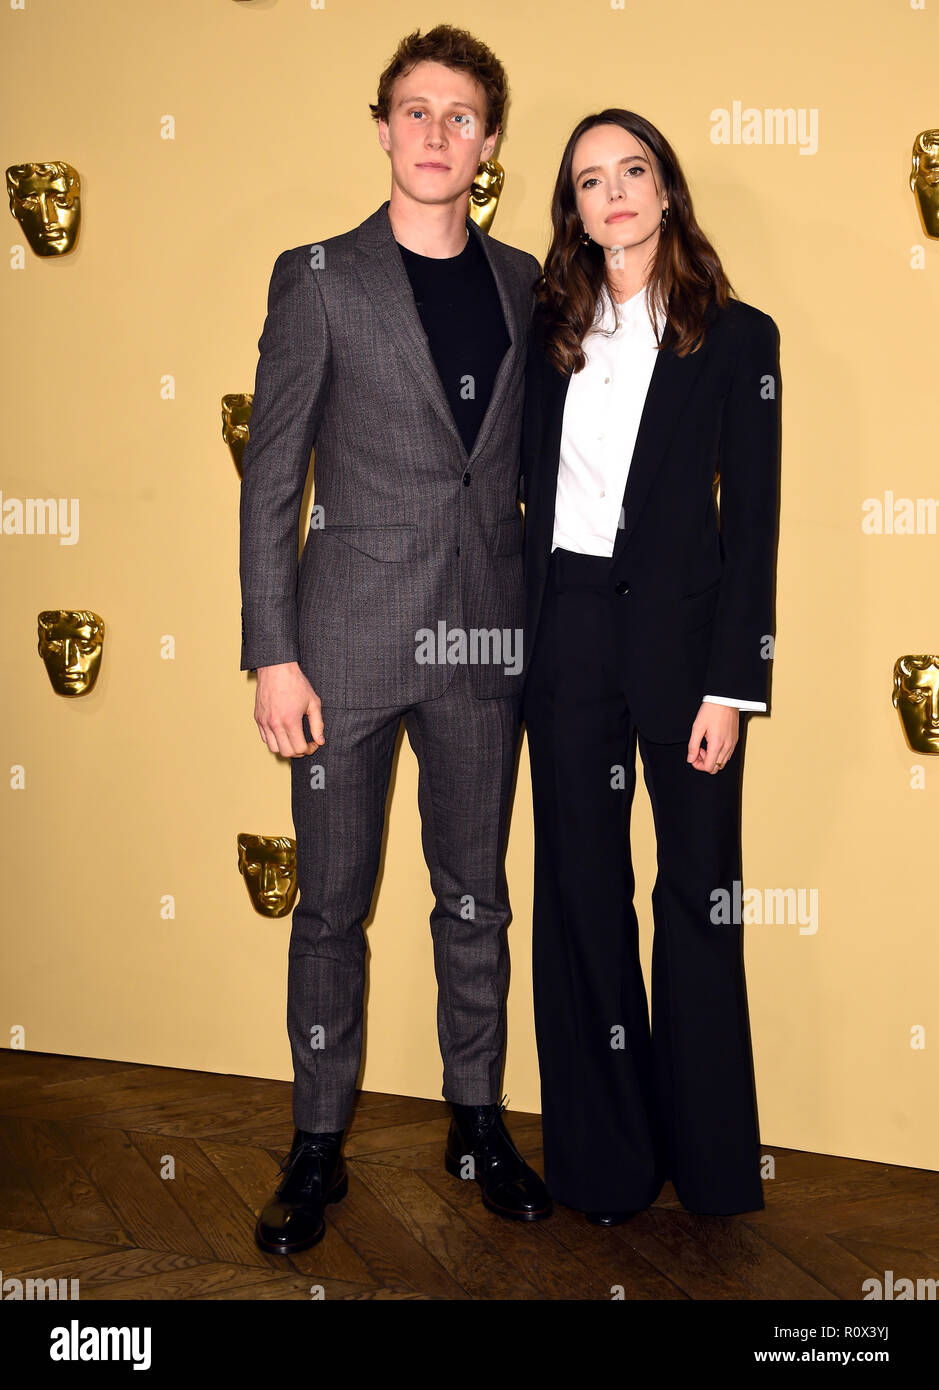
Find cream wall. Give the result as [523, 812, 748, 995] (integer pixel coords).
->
[2, 0, 936, 1171]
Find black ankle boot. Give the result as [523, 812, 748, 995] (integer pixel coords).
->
[254, 1128, 347, 1254]
[445, 1097, 551, 1221]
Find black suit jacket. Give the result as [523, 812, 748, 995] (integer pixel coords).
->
[520, 296, 781, 742]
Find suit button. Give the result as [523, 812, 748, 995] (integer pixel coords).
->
[463, 471, 472, 486]
[614, 581, 630, 596]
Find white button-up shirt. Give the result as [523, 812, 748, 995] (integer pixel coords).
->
[551, 283, 764, 712]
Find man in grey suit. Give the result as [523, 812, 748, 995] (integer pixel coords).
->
[239, 25, 549, 1253]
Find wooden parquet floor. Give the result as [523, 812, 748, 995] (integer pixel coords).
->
[0, 1050, 935, 1301]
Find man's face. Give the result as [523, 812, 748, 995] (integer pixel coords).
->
[8, 166, 80, 256]
[378, 60, 497, 208]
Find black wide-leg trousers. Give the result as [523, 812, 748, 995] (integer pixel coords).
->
[523, 548, 764, 1215]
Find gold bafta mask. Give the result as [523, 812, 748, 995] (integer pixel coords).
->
[910, 131, 939, 239]
[237, 834, 298, 917]
[222, 393, 253, 477]
[6, 162, 81, 257]
[469, 159, 504, 234]
[892, 655, 939, 754]
[38, 609, 105, 697]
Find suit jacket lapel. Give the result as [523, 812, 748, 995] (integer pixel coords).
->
[535, 308, 714, 564]
[611, 334, 711, 563]
[354, 202, 457, 444]
[530, 354, 571, 553]
[353, 201, 521, 464]
[464, 216, 521, 463]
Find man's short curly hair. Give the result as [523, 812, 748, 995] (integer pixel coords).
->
[369, 24, 508, 139]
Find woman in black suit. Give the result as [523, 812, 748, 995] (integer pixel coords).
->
[521, 110, 780, 1222]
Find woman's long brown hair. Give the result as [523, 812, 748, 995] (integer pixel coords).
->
[536, 109, 734, 374]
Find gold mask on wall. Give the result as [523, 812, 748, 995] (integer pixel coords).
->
[38, 610, 105, 697]
[222, 393, 253, 477]
[237, 834, 298, 917]
[6, 162, 82, 256]
[892, 654, 939, 754]
[910, 130, 939, 239]
[469, 158, 504, 234]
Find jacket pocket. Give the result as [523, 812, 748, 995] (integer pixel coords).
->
[491, 515, 523, 556]
[322, 523, 420, 562]
[680, 578, 721, 632]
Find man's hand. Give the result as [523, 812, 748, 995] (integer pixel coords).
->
[687, 701, 739, 774]
[253, 661, 324, 757]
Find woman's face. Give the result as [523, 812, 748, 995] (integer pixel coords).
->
[571, 123, 666, 254]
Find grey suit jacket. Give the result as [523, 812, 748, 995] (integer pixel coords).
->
[239, 201, 541, 706]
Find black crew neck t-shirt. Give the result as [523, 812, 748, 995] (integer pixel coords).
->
[397, 230, 510, 456]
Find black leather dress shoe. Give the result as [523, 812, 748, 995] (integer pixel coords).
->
[445, 1098, 552, 1221]
[254, 1128, 347, 1255]
[584, 1209, 638, 1226]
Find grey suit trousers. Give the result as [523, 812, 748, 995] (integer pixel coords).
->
[287, 660, 522, 1132]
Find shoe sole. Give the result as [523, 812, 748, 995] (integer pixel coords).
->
[444, 1153, 551, 1221]
[254, 1171, 349, 1255]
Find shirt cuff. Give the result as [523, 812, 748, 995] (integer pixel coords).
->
[703, 694, 767, 712]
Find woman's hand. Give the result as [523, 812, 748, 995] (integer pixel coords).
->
[687, 702, 739, 773]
